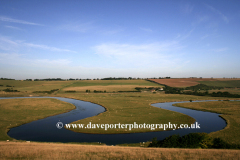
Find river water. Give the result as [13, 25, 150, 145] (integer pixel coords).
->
[1, 97, 226, 145]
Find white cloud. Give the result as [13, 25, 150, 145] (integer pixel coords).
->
[0, 36, 19, 51]
[212, 47, 228, 52]
[101, 28, 124, 35]
[140, 27, 153, 32]
[200, 34, 209, 40]
[5, 25, 24, 31]
[59, 21, 95, 33]
[23, 43, 77, 53]
[0, 16, 43, 26]
[192, 15, 209, 26]
[180, 4, 194, 14]
[0, 36, 18, 46]
[175, 29, 194, 41]
[205, 4, 229, 23]
[34, 59, 71, 66]
[93, 41, 184, 68]
[0, 53, 71, 66]
[0, 36, 76, 53]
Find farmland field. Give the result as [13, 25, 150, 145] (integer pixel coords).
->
[149, 78, 217, 87]
[150, 78, 240, 88]
[62, 79, 163, 93]
[0, 80, 73, 93]
[0, 79, 164, 95]
[199, 80, 240, 88]
[208, 88, 240, 94]
[0, 79, 240, 159]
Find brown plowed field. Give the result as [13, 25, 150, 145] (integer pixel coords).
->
[150, 78, 220, 87]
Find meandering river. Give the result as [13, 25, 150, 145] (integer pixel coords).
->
[1, 97, 226, 145]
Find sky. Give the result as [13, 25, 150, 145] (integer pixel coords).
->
[0, 0, 240, 79]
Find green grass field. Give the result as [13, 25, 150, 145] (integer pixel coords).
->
[198, 80, 240, 88]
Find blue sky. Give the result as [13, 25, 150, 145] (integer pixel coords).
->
[0, 0, 240, 79]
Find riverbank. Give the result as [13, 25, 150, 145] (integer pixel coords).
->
[173, 101, 240, 145]
[0, 98, 75, 141]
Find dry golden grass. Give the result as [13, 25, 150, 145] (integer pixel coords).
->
[0, 141, 239, 160]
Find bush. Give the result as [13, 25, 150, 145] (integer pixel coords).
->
[65, 90, 76, 93]
[3, 88, 20, 92]
[148, 133, 240, 149]
[160, 134, 181, 148]
[33, 89, 59, 94]
[180, 133, 212, 148]
[212, 138, 229, 149]
[149, 133, 213, 149]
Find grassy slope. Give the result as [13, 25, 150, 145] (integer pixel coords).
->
[0, 141, 240, 160]
[198, 80, 240, 87]
[0, 98, 75, 140]
[173, 101, 240, 144]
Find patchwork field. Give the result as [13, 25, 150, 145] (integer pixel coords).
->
[150, 78, 240, 88]
[199, 80, 240, 88]
[0, 79, 163, 95]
